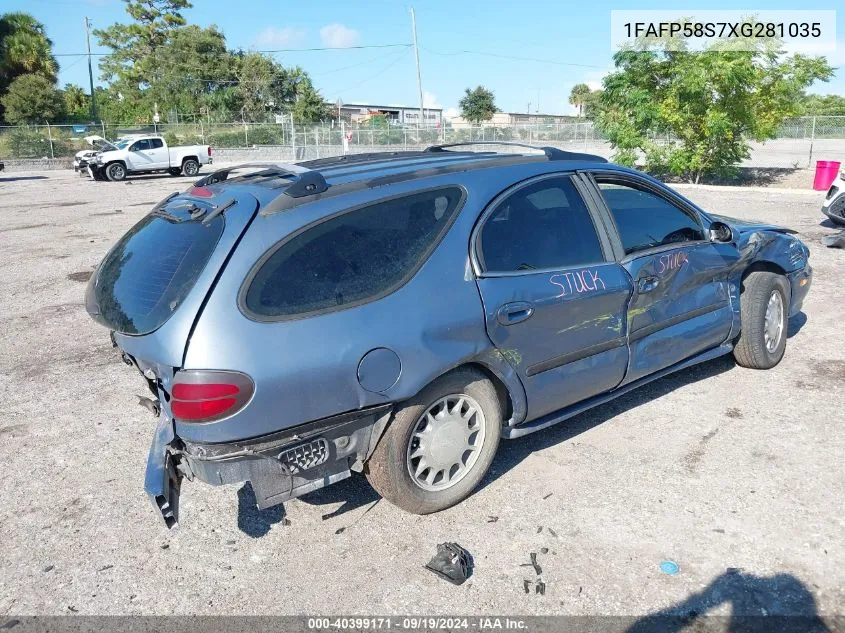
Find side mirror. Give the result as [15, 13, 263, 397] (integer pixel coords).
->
[709, 221, 733, 243]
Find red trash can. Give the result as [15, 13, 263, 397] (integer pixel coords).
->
[813, 160, 841, 191]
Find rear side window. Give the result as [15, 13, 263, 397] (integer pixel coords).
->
[597, 181, 704, 255]
[478, 176, 604, 272]
[150, 138, 164, 149]
[244, 187, 464, 319]
[88, 206, 224, 335]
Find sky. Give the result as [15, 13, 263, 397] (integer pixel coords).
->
[9, 0, 845, 117]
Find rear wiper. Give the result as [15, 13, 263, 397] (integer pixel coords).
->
[201, 198, 237, 224]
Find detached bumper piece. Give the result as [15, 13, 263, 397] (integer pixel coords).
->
[172, 403, 392, 515]
[144, 417, 183, 528]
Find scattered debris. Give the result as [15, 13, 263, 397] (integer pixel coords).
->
[540, 547, 549, 555]
[529, 552, 543, 575]
[335, 527, 345, 535]
[67, 606, 78, 613]
[42, 565, 54, 573]
[226, 539, 236, 545]
[822, 232, 845, 248]
[67, 271, 93, 283]
[160, 543, 170, 550]
[523, 579, 531, 594]
[713, 528, 725, 534]
[536, 526, 543, 534]
[96, 565, 114, 572]
[535, 580, 546, 595]
[542, 493, 553, 500]
[425, 542, 472, 586]
[282, 517, 291, 526]
[547, 527, 558, 538]
[659, 560, 680, 575]
[487, 516, 499, 523]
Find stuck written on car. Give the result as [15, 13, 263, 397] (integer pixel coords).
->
[84, 144, 812, 528]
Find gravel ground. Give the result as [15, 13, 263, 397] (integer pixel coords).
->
[0, 169, 843, 621]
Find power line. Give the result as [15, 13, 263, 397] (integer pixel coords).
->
[53, 43, 412, 58]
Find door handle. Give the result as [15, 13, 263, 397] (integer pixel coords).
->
[638, 276, 660, 293]
[496, 302, 534, 326]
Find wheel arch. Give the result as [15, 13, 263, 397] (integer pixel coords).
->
[181, 155, 199, 165]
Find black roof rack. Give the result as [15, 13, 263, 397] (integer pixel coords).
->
[193, 162, 329, 197]
[424, 141, 607, 163]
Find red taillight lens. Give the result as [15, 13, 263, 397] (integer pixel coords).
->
[171, 370, 253, 423]
[172, 383, 239, 400]
[208, 146, 213, 156]
[172, 397, 237, 421]
[188, 186, 213, 198]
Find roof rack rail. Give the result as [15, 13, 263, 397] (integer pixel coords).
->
[424, 141, 607, 163]
[193, 162, 329, 197]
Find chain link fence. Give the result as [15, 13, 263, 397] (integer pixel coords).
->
[2, 116, 843, 168]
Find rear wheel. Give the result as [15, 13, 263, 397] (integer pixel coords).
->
[105, 162, 126, 182]
[733, 271, 789, 369]
[182, 159, 200, 177]
[365, 368, 501, 514]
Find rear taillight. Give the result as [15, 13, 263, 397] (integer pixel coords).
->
[208, 146, 213, 157]
[171, 370, 253, 423]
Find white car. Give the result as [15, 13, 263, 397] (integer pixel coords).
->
[87, 134, 213, 181]
[821, 169, 845, 226]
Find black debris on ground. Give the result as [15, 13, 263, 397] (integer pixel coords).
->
[822, 232, 845, 248]
[542, 493, 553, 500]
[424, 542, 472, 586]
[487, 516, 499, 523]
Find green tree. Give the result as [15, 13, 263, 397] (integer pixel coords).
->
[459, 86, 497, 125]
[568, 83, 591, 118]
[595, 35, 833, 182]
[0, 12, 58, 122]
[1, 74, 65, 124]
[292, 82, 333, 123]
[63, 83, 89, 121]
[799, 94, 845, 116]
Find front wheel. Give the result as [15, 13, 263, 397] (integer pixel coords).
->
[182, 159, 200, 177]
[733, 271, 790, 369]
[105, 162, 126, 182]
[365, 368, 502, 514]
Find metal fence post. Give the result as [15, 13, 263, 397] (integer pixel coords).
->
[808, 116, 816, 168]
[46, 123, 55, 159]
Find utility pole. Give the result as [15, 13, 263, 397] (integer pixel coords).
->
[84, 17, 97, 121]
[409, 7, 424, 128]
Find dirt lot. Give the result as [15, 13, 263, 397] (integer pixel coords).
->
[0, 169, 843, 621]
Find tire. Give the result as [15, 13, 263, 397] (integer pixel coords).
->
[824, 196, 845, 226]
[105, 162, 126, 182]
[733, 271, 790, 369]
[182, 159, 200, 177]
[365, 368, 502, 514]
[168, 168, 182, 176]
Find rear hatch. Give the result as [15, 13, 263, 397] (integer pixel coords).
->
[85, 186, 259, 376]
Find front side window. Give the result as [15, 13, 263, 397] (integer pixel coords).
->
[477, 176, 604, 273]
[244, 187, 464, 319]
[597, 181, 704, 255]
[131, 139, 151, 151]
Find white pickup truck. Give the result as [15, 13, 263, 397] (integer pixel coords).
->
[87, 134, 212, 181]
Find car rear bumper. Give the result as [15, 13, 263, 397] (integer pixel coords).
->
[143, 404, 392, 528]
[787, 263, 812, 317]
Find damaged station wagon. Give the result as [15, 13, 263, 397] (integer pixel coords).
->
[85, 143, 813, 527]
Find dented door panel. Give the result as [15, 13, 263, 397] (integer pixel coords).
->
[621, 242, 739, 384]
[477, 263, 633, 420]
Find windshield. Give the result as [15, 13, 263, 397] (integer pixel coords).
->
[113, 139, 131, 149]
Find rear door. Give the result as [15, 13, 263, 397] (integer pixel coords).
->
[473, 173, 633, 421]
[589, 174, 739, 384]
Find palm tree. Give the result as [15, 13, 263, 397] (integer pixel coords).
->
[569, 83, 591, 118]
[0, 13, 59, 84]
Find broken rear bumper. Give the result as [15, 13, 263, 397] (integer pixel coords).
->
[143, 404, 392, 528]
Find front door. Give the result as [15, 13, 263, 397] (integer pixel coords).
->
[593, 178, 739, 384]
[474, 174, 633, 421]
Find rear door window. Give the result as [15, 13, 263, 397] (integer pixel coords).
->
[243, 187, 464, 319]
[477, 176, 605, 272]
[87, 200, 226, 335]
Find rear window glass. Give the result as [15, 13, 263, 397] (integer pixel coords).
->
[244, 187, 464, 319]
[89, 207, 224, 335]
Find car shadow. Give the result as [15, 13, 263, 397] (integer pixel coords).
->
[787, 312, 807, 338]
[478, 354, 736, 493]
[0, 175, 48, 182]
[820, 219, 843, 230]
[625, 569, 831, 633]
[236, 482, 286, 538]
